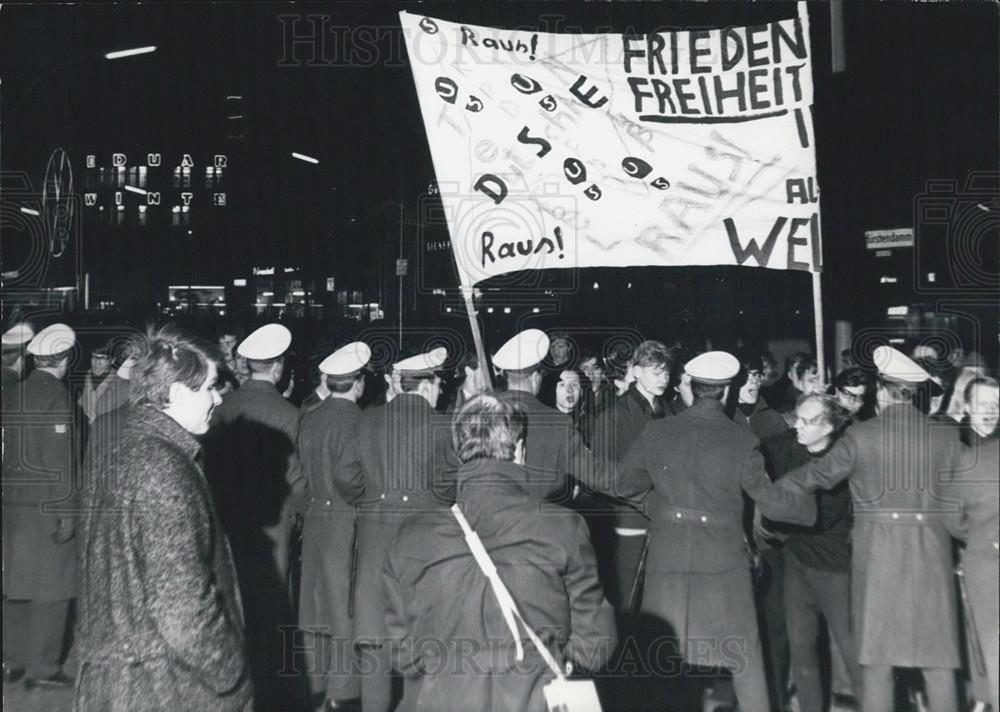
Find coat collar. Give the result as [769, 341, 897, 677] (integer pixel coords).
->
[130, 404, 201, 460]
[390, 391, 434, 413]
[624, 382, 671, 415]
[240, 378, 279, 394]
[498, 388, 545, 411]
[456, 459, 535, 500]
[685, 397, 728, 418]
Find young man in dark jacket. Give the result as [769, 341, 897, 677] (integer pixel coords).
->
[383, 394, 616, 712]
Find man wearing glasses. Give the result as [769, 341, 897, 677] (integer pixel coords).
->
[832, 367, 872, 422]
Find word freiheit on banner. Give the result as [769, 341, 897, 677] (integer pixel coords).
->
[623, 18, 809, 124]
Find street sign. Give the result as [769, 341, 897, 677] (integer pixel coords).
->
[865, 228, 914, 250]
[396, 258, 408, 276]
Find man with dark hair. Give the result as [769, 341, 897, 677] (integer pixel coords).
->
[204, 322, 306, 709]
[617, 351, 816, 712]
[3, 324, 78, 689]
[605, 342, 636, 397]
[334, 348, 458, 712]
[764, 352, 822, 414]
[778, 346, 963, 712]
[758, 393, 862, 712]
[731, 351, 788, 442]
[80, 344, 112, 422]
[298, 342, 372, 711]
[592, 340, 676, 617]
[832, 366, 871, 421]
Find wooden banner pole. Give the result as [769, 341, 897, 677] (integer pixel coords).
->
[461, 285, 493, 391]
[812, 271, 826, 380]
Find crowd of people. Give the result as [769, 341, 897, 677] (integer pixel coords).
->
[1, 316, 997, 712]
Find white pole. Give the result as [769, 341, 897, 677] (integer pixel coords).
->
[812, 271, 826, 380]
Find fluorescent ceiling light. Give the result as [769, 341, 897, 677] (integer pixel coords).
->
[20, 207, 40, 216]
[105, 46, 157, 60]
[292, 152, 319, 165]
[124, 184, 147, 195]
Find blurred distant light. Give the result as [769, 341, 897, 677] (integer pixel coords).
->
[124, 184, 147, 195]
[292, 152, 319, 165]
[486, 307, 494, 314]
[19, 206, 40, 216]
[592, 282, 599, 290]
[105, 45, 157, 60]
[532, 307, 540, 314]
[976, 203, 990, 212]
[927, 272, 936, 283]
[445, 307, 453, 313]
[627, 282, 632, 289]
[887, 305, 909, 316]
[503, 307, 511, 314]
[233, 278, 247, 287]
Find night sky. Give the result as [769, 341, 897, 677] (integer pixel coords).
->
[1, 2, 997, 355]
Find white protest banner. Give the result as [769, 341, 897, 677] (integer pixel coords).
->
[400, 6, 822, 288]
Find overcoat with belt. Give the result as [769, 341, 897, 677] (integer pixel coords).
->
[297, 396, 362, 640]
[617, 398, 816, 670]
[945, 433, 998, 709]
[779, 402, 962, 667]
[334, 393, 458, 645]
[2, 369, 78, 601]
[73, 405, 251, 712]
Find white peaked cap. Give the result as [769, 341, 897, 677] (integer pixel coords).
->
[393, 347, 447, 374]
[238, 323, 292, 360]
[2, 323, 34, 347]
[684, 351, 740, 385]
[492, 329, 550, 371]
[873, 345, 930, 385]
[320, 341, 372, 376]
[26, 323, 76, 357]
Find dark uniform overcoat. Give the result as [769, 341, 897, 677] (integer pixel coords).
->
[334, 393, 458, 645]
[297, 397, 361, 641]
[617, 397, 815, 712]
[2, 369, 78, 601]
[74, 405, 251, 712]
[780, 402, 962, 667]
[946, 433, 999, 709]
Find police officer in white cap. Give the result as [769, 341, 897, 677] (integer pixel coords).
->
[334, 346, 458, 712]
[493, 329, 618, 501]
[1, 323, 34, 392]
[616, 351, 816, 712]
[3, 324, 78, 688]
[297, 342, 371, 710]
[778, 345, 964, 712]
[202, 323, 305, 708]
